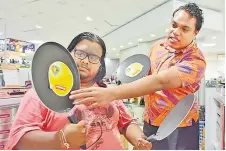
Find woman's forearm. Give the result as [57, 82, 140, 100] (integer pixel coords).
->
[122, 124, 145, 147]
[16, 130, 61, 150]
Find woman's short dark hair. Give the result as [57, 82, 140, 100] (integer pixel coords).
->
[67, 32, 107, 88]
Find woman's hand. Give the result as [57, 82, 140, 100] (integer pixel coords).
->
[58, 120, 87, 148]
[133, 138, 152, 150]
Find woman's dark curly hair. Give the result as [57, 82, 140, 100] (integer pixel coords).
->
[173, 3, 204, 31]
[67, 32, 107, 88]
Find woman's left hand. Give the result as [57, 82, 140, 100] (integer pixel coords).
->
[133, 138, 152, 150]
[69, 87, 116, 108]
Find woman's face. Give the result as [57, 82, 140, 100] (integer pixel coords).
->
[71, 40, 103, 83]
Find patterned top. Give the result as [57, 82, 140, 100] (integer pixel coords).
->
[144, 39, 206, 127]
[5, 86, 135, 150]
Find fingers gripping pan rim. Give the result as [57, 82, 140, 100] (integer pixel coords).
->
[31, 42, 80, 113]
[147, 94, 195, 141]
[117, 54, 151, 83]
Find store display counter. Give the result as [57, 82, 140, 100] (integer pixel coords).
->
[0, 97, 22, 149]
[213, 91, 225, 150]
[205, 87, 225, 150]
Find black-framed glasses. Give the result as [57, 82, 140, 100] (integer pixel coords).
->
[73, 49, 101, 64]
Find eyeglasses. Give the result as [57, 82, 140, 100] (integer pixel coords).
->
[73, 49, 101, 64]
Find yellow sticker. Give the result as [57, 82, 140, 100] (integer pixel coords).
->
[48, 61, 74, 96]
[125, 63, 143, 77]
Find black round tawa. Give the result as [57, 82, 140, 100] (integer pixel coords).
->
[117, 54, 150, 83]
[31, 42, 80, 113]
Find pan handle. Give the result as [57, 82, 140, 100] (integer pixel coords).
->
[68, 114, 79, 124]
[68, 112, 87, 150]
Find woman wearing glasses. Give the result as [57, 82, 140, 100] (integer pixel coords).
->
[5, 32, 151, 150]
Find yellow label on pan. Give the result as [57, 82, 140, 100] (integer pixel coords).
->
[48, 61, 73, 96]
[125, 63, 143, 77]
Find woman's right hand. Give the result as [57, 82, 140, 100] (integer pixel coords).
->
[59, 120, 87, 148]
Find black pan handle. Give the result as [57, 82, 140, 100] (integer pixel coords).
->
[68, 114, 79, 124]
[68, 113, 87, 150]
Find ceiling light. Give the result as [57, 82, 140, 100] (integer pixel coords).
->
[29, 40, 44, 44]
[128, 42, 133, 45]
[201, 43, 216, 47]
[120, 45, 124, 48]
[150, 34, 156, 37]
[113, 48, 116, 50]
[35, 25, 42, 29]
[116, 53, 120, 56]
[58, 0, 68, 5]
[138, 38, 143, 42]
[212, 36, 217, 40]
[86, 16, 93, 21]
